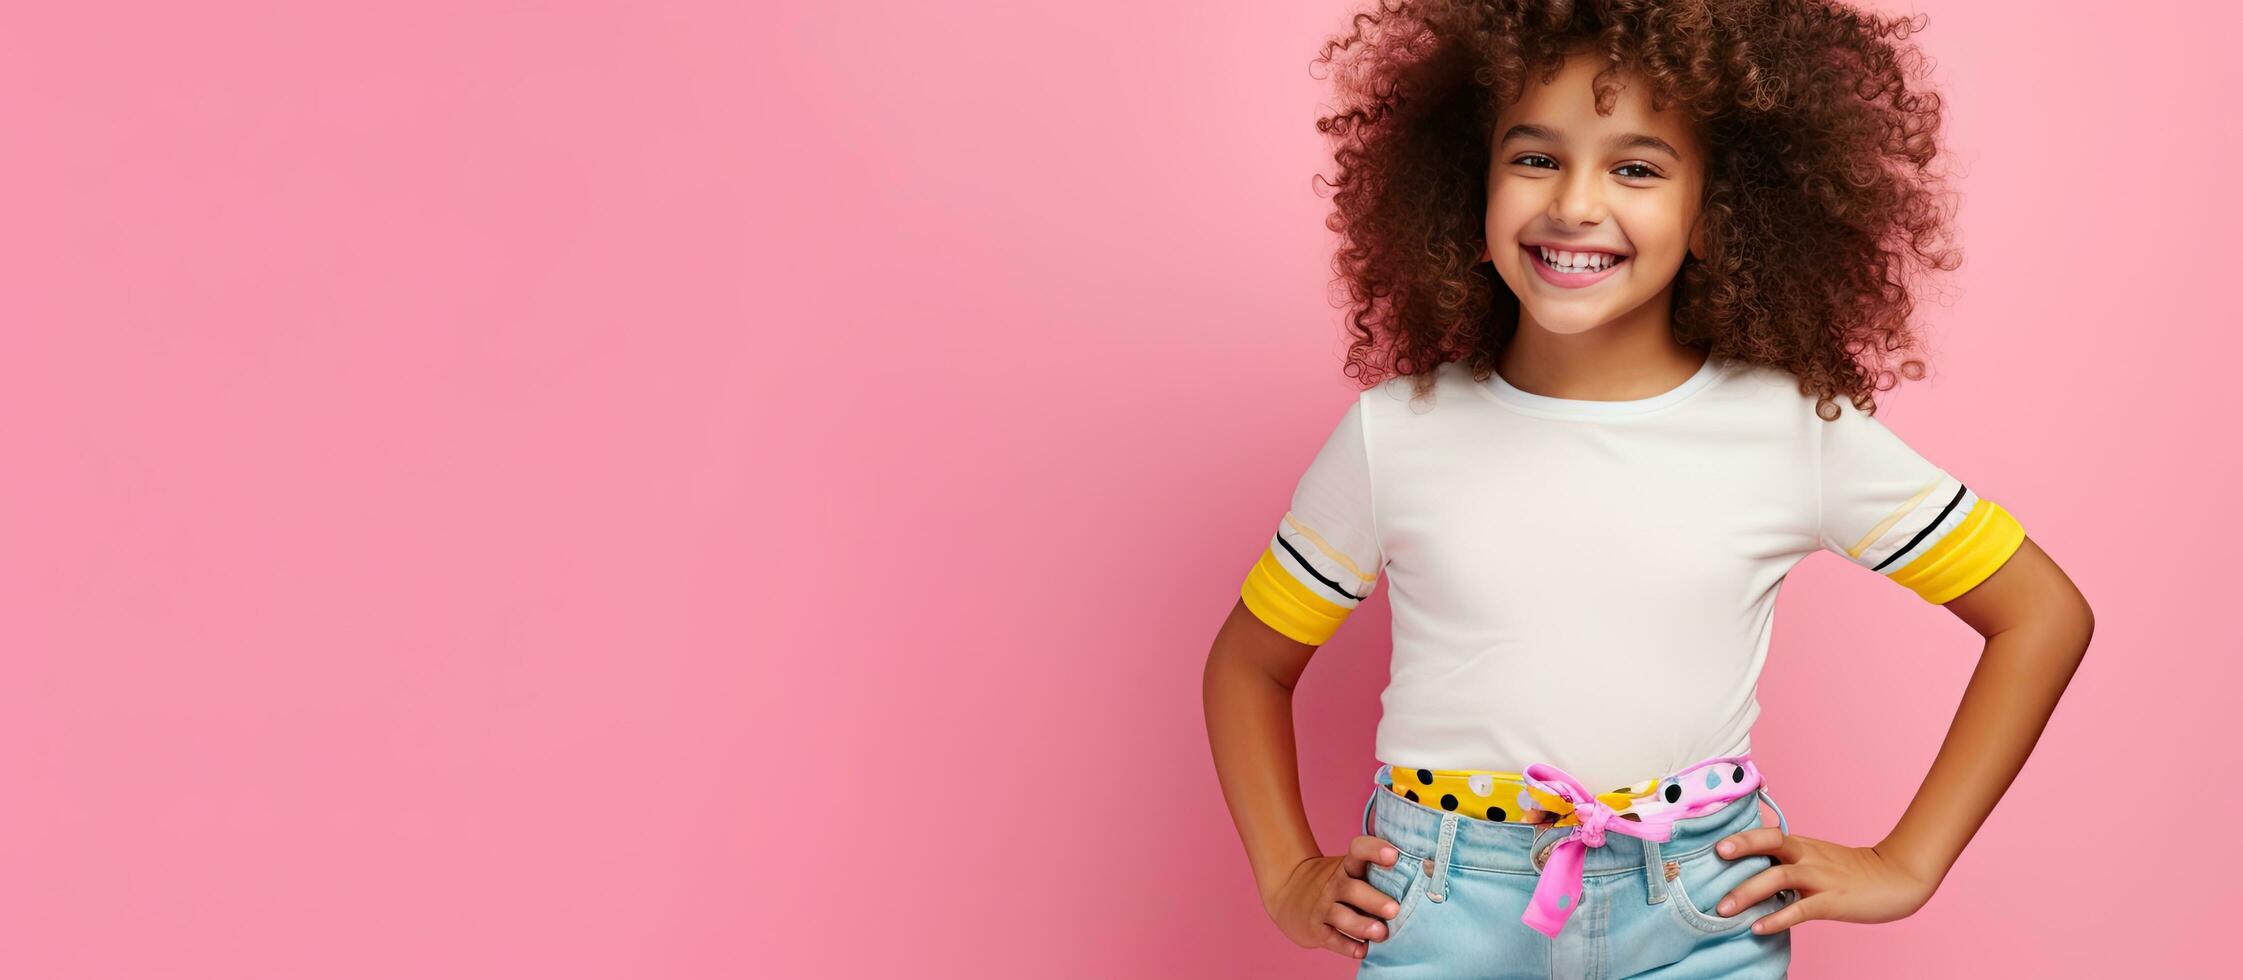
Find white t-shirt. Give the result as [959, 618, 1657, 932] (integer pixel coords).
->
[1238, 352, 2027, 792]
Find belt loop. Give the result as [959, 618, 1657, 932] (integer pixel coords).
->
[1756, 785, 1803, 905]
[1426, 812, 1459, 902]
[1363, 765, 1391, 837]
[1759, 786, 1789, 836]
[1642, 836, 1668, 905]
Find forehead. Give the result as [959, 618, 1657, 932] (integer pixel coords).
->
[1494, 53, 1695, 151]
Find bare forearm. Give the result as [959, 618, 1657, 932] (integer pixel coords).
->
[1877, 614, 2092, 886]
[1203, 612, 1323, 908]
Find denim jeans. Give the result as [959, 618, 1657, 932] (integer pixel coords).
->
[1356, 771, 1798, 978]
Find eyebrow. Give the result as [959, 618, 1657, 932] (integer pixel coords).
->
[1498, 123, 1682, 161]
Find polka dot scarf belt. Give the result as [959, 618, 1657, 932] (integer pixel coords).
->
[1374, 755, 1784, 939]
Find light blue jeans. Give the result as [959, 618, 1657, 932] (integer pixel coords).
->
[1356, 768, 1799, 978]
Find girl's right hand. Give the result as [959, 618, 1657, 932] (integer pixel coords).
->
[1263, 835, 1407, 960]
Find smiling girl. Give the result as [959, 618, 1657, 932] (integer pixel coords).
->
[1201, 2, 2096, 977]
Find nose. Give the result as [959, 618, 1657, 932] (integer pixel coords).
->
[1547, 168, 1608, 226]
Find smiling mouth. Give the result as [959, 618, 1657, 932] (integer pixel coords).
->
[1525, 247, 1629, 274]
[1521, 246, 1629, 290]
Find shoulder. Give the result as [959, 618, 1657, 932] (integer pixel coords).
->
[1709, 356, 1810, 406]
[1700, 356, 1859, 426]
[1358, 361, 1484, 419]
[1721, 359, 1895, 419]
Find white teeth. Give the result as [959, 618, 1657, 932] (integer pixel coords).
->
[1536, 246, 1620, 272]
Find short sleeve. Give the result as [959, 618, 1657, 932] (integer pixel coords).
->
[1815, 398, 2026, 604]
[1239, 397, 1384, 645]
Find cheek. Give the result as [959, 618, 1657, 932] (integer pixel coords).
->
[1486, 187, 1534, 228]
[1486, 176, 1544, 217]
[1613, 202, 1689, 254]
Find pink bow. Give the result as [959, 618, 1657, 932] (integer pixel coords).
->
[1568, 794, 1615, 847]
[1517, 763, 1679, 938]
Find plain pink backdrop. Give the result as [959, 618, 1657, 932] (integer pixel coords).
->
[0, 1, 2232, 977]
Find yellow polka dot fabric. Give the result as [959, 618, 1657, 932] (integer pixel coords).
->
[1384, 766, 1657, 826]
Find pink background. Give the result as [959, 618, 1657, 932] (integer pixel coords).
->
[0, 1, 2231, 976]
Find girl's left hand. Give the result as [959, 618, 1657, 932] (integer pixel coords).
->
[1710, 827, 1940, 934]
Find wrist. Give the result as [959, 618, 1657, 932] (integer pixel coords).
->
[1873, 836, 1952, 891]
[1257, 856, 1311, 914]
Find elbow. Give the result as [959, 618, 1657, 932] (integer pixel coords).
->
[2050, 592, 2095, 659]
[2064, 577, 2094, 640]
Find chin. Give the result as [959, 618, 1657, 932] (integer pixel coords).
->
[1515, 307, 1617, 335]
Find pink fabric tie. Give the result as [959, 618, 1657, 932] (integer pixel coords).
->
[1516, 761, 1759, 938]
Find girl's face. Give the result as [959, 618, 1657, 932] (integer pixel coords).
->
[1484, 53, 1707, 337]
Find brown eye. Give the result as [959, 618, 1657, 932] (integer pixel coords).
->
[1615, 163, 1660, 179]
[1513, 154, 1557, 169]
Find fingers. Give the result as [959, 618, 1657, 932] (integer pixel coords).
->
[1346, 834, 1400, 879]
[1744, 890, 1822, 935]
[1713, 863, 1795, 919]
[1326, 897, 1390, 947]
[1323, 930, 1368, 960]
[1340, 874, 1402, 922]
[1715, 826, 1789, 860]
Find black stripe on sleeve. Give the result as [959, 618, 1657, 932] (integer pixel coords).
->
[1870, 484, 1968, 573]
[1273, 532, 1371, 603]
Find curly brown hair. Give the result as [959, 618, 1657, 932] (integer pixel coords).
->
[1313, 0, 1961, 419]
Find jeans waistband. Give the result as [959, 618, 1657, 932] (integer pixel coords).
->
[1358, 756, 1789, 939]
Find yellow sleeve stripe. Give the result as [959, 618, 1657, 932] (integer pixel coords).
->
[1844, 477, 1944, 560]
[1284, 513, 1378, 587]
[1240, 546, 1354, 646]
[1887, 499, 2026, 604]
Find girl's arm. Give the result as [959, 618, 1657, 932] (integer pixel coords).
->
[1873, 534, 2095, 888]
[1203, 597, 1401, 960]
[1717, 534, 2093, 933]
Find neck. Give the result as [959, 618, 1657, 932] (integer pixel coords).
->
[1498, 306, 1706, 401]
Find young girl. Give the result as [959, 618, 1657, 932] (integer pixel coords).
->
[1201, 2, 2095, 976]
